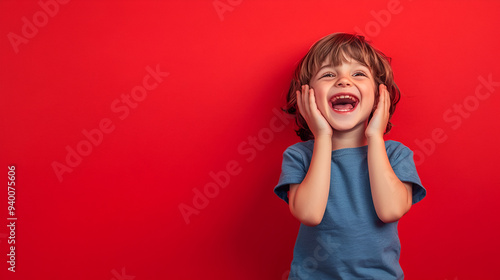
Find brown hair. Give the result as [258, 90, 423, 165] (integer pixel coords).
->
[284, 33, 400, 141]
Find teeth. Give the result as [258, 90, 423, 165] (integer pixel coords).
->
[333, 108, 352, 111]
[333, 95, 357, 101]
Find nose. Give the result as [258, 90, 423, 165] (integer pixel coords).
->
[336, 75, 352, 87]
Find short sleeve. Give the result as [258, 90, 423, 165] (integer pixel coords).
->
[274, 147, 308, 204]
[387, 142, 427, 204]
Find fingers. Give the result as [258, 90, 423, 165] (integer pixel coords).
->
[378, 84, 385, 105]
[297, 85, 314, 119]
[296, 86, 303, 116]
[296, 84, 333, 137]
[296, 89, 303, 116]
[378, 84, 390, 115]
[384, 85, 390, 110]
[366, 84, 389, 138]
[302, 85, 311, 117]
[305, 85, 316, 115]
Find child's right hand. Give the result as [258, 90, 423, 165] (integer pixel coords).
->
[296, 85, 333, 138]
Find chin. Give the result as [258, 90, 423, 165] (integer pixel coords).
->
[329, 119, 367, 134]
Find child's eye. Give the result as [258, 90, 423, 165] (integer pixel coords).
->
[321, 72, 335, 78]
[353, 72, 367, 77]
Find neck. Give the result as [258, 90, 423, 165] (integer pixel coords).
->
[330, 124, 369, 151]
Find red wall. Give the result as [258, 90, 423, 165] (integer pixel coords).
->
[1, 0, 499, 279]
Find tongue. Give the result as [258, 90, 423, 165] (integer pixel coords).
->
[333, 104, 354, 110]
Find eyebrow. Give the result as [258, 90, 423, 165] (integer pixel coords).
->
[317, 62, 369, 72]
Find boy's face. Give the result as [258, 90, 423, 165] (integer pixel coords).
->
[309, 57, 377, 133]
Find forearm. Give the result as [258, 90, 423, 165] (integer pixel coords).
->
[367, 136, 412, 223]
[289, 135, 332, 226]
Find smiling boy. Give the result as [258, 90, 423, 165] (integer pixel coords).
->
[275, 33, 426, 279]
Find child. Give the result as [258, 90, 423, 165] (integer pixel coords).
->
[274, 33, 426, 279]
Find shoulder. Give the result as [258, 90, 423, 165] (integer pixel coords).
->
[385, 140, 415, 163]
[284, 140, 315, 155]
[385, 140, 412, 154]
[281, 140, 315, 166]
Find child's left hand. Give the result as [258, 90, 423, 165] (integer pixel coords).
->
[365, 84, 390, 139]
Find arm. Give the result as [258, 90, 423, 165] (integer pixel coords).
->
[289, 135, 331, 226]
[288, 85, 332, 227]
[366, 84, 413, 223]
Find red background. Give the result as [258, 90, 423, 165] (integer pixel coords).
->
[1, 0, 499, 279]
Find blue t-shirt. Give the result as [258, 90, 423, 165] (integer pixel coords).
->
[275, 140, 426, 279]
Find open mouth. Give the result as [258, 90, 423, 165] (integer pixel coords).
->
[330, 94, 359, 112]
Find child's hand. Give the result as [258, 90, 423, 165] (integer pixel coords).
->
[297, 85, 333, 138]
[365, 84, 390, 139]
